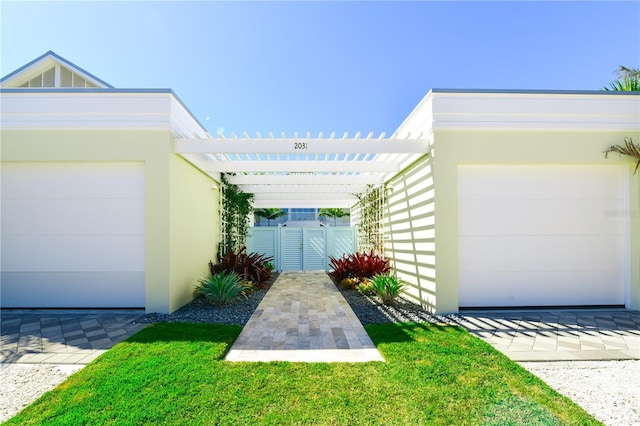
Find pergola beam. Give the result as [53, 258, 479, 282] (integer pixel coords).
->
[175, 137, 429, 155]
[254, 192, 357, 201]
[253, 199, 354, 208]
[202, 161, 400, 173]
[226, 174, 383, 185]
[175, 134, 429, 209]
[238, 184, 368, 194]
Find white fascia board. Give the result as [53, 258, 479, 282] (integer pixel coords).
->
[393, 90, 435, 136]
[391, 90, 640, 135]
[226, 174, 384, 185]
[0, 90, 206, 135]
[0, 91, 171, 129]
[175, 138, 429, 154]
[430, 91, 640, 131]
[201, 160, 401, 173]
[169, 94, 209, 138]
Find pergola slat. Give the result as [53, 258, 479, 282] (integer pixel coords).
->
[175, 132, 430, 208]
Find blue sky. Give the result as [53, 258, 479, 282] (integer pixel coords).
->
[2, 1, 639, 135]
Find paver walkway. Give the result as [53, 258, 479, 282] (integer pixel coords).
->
[225, 271, 385, 362]
[0, 310, 145, 364]
[457, 309, 640, 361]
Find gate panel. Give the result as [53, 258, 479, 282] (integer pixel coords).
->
[247, 228, 279, 269]
[303, 228, 326, 270]
[280, 228, 303, 271]
[327, 227, 356, 261]
[247, 226, 357, 272]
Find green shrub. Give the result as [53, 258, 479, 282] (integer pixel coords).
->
[371, 274, 406, 305]
[194, 271, 250, 306]
[263, 262, 275, 273]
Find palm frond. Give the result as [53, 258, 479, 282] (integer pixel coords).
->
[604, 138, 640, 174]
[603, 65, 640, 91]
[615, 66, 640, 79]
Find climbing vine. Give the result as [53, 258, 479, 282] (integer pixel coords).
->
[354, 185, 387, 254]
[219, 174, 254, 256]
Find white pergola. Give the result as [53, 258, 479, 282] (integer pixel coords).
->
[175, 132, 429, 208]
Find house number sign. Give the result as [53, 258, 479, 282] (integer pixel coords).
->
[294, 142, 308, 150]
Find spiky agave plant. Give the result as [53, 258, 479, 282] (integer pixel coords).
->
[604, 138, 640, 174]
[370, 274, 406, 306]
[195, 271, 250, 306]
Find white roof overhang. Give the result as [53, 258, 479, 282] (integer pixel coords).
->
[175, 132, 429, 208]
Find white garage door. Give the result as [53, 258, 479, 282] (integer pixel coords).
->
[1, 163, 145, 308]
[458, 165, 628, 308]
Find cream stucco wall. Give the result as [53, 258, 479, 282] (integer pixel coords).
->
[432, 130, 640, 312]
[168, 155, 219, 312]
[1, 129, 220, 313]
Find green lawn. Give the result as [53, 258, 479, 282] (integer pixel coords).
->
[5, 323, 600, 425]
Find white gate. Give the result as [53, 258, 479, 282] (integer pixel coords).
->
[247, 226, 356, 271]
[302, 228, 326, 270]
[280, 227, 304, 270]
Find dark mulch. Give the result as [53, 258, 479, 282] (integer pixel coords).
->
[136, 274, 278, 325]
[137, 272, 458, 326]
[336, 285, 457, 325]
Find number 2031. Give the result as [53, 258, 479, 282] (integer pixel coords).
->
[294, 142, 307, 150]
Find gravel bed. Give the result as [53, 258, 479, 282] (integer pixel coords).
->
[2, 273, 637, 425]
[520, 360, 640, 426]
[0, 364, 83, 423]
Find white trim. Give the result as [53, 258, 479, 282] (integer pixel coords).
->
[395, 91, 640, 133]
[0, 91, 207, 138]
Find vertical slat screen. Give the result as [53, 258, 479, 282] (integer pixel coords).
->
[384, 155, 436, 311]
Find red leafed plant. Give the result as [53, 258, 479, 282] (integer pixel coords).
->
[328, 254, 354, 283]
[210, 246, 274, 288]
[328, 250, 391, 285]
[347, 250, 391, 280]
